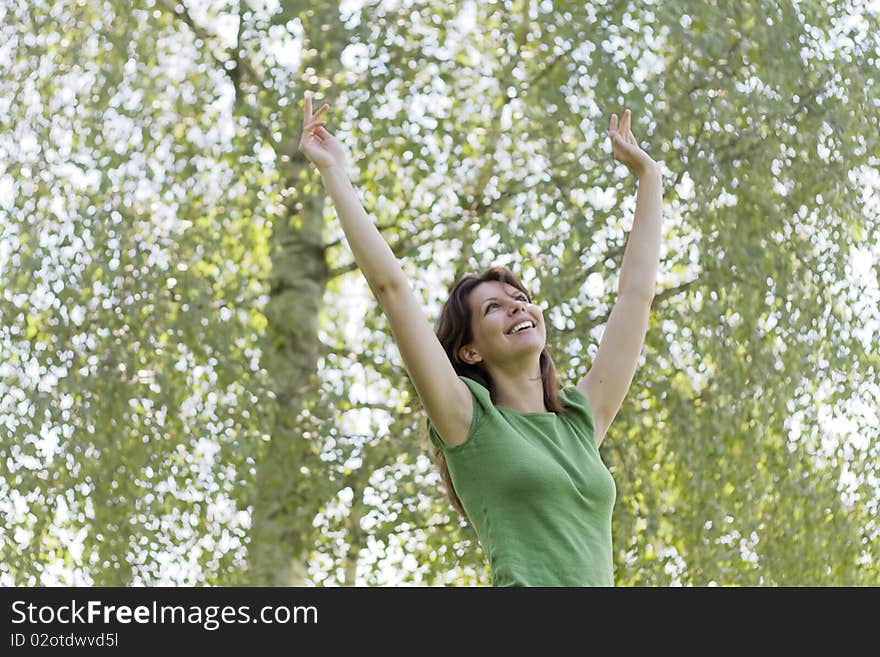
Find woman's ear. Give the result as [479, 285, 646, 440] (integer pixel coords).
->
[458, 344, 483, 365]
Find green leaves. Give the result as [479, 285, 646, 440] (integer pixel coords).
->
[2, 0, 877, 586]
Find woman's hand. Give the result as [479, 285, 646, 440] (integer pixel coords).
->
[299, 91, 348, 174]
[609, 109, 658, 178]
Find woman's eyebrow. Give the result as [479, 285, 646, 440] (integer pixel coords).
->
[481, 292, 525, 308]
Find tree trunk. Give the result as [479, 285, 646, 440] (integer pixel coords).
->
[249, 167, 329, 585]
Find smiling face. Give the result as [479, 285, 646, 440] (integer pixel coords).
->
[458, 280, 546, 367]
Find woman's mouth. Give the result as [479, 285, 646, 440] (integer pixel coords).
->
[506, 320, 535, 335]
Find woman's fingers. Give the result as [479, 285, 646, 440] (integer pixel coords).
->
[610, 111, 634, 143]
[305, 122, 333, 143]
[304, 90, 329, 119]
[611, 109, 644, 154]
[303, 113, 328, 133]
[303, 91, 330, 144]
[613, 109, 636, 145]
[313, 103, 329, 119]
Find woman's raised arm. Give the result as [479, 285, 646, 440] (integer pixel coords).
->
[298, 92, 472, 447]
[576, 109, 662, 447]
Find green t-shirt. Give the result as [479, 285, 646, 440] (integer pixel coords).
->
[427, 376, 616, 586]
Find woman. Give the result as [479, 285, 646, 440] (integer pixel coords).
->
[299, 91, 662, 586]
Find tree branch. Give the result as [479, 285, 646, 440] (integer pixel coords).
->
[556, 274, 700, 336]
[327, 230, 438, 281]
[319, 342, 409, 381]
[323, 219, 402, 251]
[157, 0, 263, 86]
[156, 0, 274, 144]
[652, 277, 701, 308]
[327, 260, 360, 280]
[526, 41, 575, 89]
[340, 401, 400, 415]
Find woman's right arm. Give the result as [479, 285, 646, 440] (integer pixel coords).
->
[299, 92, 472, 447]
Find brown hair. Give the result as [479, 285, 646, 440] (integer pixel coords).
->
[429, 266, 566, 517]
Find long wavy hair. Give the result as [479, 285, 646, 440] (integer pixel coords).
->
[428, 266, 566, 517]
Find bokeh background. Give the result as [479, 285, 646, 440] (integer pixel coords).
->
[1, 0, 878, 585]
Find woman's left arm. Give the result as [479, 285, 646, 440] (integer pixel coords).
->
[577, 109, 663, 446]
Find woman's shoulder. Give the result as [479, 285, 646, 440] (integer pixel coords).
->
[426, 376, 495, 451]
[558, 384, 596, 432]
[459, 375, 492, 399]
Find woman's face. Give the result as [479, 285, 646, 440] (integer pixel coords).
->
[459, 280, 546, 366]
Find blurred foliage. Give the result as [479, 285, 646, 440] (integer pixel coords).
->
[1, 0, 877, 585]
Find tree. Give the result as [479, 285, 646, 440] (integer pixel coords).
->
[1, 0, 877, 586]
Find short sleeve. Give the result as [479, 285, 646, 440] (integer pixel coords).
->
[426, 376, 492, 452]
[559, 386, 596, 445]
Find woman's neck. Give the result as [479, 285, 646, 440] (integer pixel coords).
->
[487, 360, 546, 413]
